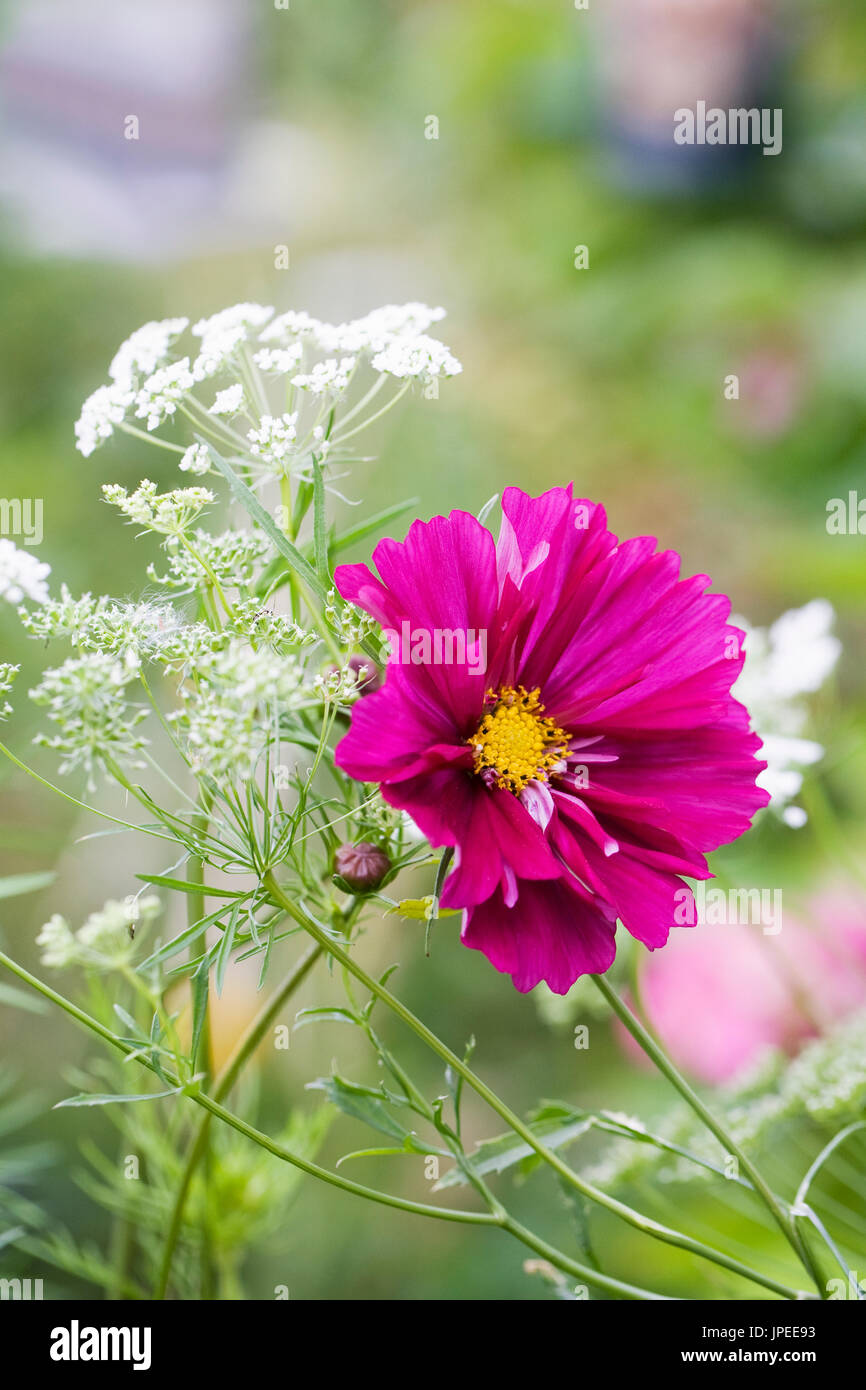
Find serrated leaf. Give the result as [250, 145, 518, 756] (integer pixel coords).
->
[307, 1074, 412, 1140]
[433, 1115, 593, 1189]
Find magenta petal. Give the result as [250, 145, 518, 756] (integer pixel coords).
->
[461, 878, 618, 993]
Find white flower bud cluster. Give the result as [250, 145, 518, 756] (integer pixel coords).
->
[37, 895, 161, 971]
[29, 653, 149, 787]
[103, 480, 214, 536]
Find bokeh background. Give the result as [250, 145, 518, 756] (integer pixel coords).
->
[1, 0, 865, 1300]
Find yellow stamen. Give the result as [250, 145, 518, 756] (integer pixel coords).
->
[467, 686, 570, 794]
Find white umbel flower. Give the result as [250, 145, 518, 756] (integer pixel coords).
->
[247, 413, 299, 465]
[109, 317, 189, 390]
[252, 345, 303, 374]
[179, 442, 212, 475]
[0, 539, 50, 605]
[259, 309, 324, 344]
[291, 357, 356, 395]
[134, 359, 194, 431]
[209, 383, 246, 416]
[370, 334, 462, 382]
[103, 480, 214, 536]
[74, 382, 134, 456]
[734, 600, 841, 827]
[192, 302, 274, 379]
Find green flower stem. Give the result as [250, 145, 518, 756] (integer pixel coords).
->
[0, 947, 666, 1300]
[154, 939, 323, 1300]
[590, 973, 823, 1296]
[263, 875, 810, 1300]
[118, 423, 186, 454]
[331, 381, 411, 446]
[0, 741, 177, 844]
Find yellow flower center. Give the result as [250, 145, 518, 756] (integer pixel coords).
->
[467, 686, 570, 794]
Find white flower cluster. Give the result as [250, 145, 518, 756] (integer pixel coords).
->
[133, 359, 194, 431]
[370, 334, 462, 383]
[74, 300, 461, 461]
[209, 384, 246, 417]
[103, 480, 214, 536]
[148, 528, 271, 594]
[109, 317, 189, 387]
[191, 302, 275, 380]
[38, 895, 161, 971]
[74, 383, 135, 457]
[252, 345, 303, 375]
[19, 587, 207, 672]
[172, 640, 306, 780]
[247, 412, 299, 464]
[229, 598, 316, 653]
[292, 357, 356, 396]
[179, 443, 212, 476]
[734, 600, 841, 828]
[0, 539, 51, 605]
[0, 663, 18, 720]
[324, 589, 376, 649]
[75, 316, 189, 456]
[30, 653, 149, 787]
[315, 662, 369, 706]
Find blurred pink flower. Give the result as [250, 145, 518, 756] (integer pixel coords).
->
[620, 885, 866, 1083]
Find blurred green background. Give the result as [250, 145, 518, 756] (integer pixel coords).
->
[0, 0, 865, 1300]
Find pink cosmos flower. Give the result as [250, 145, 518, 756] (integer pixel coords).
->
[334, 485, 769, 993]
[619, 885, 866, 1084]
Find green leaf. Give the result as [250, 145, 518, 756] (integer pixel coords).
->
[433, 1114, 594, 1189]
[136, 899, 251, 972]
[215, 898, 241, 996]
[190, 954, 210, 1065]
[307, 1074, 412, 1140]
[204, 440, 327, 604]
[311, 456, 329, 584]
[112, 1004, 146, 1039]
[135, 872, 246, 899]
[336, 1136, 428, 1167]
[0, 871, 55, 900]
[54, 1087, 181, 1108]
[293, 1007, 358, 1030]
[330, 498, 420, 555]
[386, 897, 461, 921]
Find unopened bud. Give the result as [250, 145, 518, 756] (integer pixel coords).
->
[334, 841, 391, 892]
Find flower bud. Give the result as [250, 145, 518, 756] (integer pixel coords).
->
[334, 841, 391, 892]
[344, 654, 383, 693]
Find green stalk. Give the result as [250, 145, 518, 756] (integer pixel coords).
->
[0, 947, 666, 1300]
[591, 973, 823, 1295]
[154, 940, 323, 1299]
[263, 875, 810, 1300]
